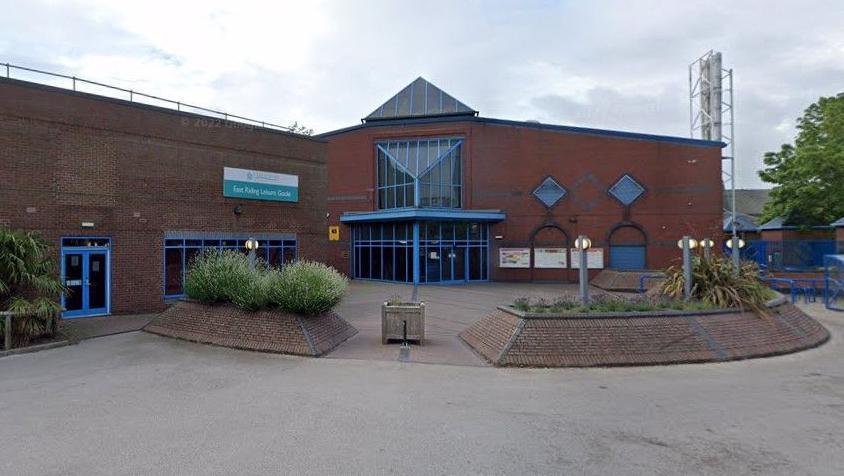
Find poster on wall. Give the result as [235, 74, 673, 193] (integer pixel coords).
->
[569, 248, 605, 269]
[499, 248, 530, 268]
[223, 167, 299, 203]
[534, 248, 568, 268]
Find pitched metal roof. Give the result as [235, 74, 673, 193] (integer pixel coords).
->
[364, 77, 477, 122]
[723, 212, 760, 232]
[759, 216, 788, 230]
[723, 189, 771, 217]
[831, 217, 844, 227]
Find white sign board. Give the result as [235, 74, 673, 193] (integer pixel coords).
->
[569, 248, 604, 269]
[499, 248, 530, 268]
[534, 248, 568, 268]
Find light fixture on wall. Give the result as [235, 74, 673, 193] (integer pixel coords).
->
[233, 204, 243, 215]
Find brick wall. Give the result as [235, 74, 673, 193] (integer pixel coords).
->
[0, 78, 328, 314]
[324, 119, 723, 280]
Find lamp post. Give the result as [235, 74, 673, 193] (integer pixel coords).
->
[677, 236, 698, 300]
[726, 236, 746, 273]
[700, 238, 715, 259]
[244, 237, 259, 271]
[574, 235, 592, 306]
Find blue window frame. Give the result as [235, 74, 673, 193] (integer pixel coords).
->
[608, 174, 645, 206]
[60, 236, 112, 318]
[375, 137, 463, 209]
[351, 221, 488, 283]
[164, 236, 297, 297]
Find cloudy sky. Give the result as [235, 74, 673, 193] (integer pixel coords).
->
[3, 0, 843, 187]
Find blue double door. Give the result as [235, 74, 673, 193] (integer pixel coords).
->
[61, 247, 110, 318]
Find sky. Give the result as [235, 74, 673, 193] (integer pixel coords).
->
[3, 0, 843, 188]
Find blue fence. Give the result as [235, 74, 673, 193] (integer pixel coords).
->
[826, 255, 844, 311]
[726, 240, 841, 272]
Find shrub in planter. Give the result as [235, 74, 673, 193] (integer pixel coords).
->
[185, 250, 260, 305]
[660, 255, 770, 313]
[512, 294, 713, 314]
[268, 261, 348, 315]
[229, 269, 274, 311]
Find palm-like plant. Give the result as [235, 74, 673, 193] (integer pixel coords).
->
[0, 228, 66, 345]
[661, 254, 771, 315]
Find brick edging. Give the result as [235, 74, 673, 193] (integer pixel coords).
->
[460, 303, 829, 368]
[144, 301, 357, 357]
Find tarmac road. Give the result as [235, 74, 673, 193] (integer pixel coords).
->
[1, 302, 843, 475]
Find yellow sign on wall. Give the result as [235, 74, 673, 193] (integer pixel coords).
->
[328, 225, 340, 241]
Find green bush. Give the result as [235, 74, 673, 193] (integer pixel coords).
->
[1, 228, 66, 346]
[660, 255, 771, 314]
[512, 294, 714, 314]
[184, 251, 347, 314]
[230, 269, 273, 311]
[185, 250, 259, 305]
[268, 260, 348, 315]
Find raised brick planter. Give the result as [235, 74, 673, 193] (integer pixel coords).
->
[590, 269, 663, 292]
[459, 299, 829, 367]
[145, 301, 357, 357]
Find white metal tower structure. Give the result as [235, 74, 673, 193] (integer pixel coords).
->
[689, 50, 739, 270]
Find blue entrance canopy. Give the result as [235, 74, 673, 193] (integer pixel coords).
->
[340, 208, 506, 223]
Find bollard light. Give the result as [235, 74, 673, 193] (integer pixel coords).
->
[679, 236, 694, 300]
[574, 236, 592, 250]
[725, 238, 746, 249]
[677, 238, 699, 249]
[700, 238, 715, 259]
[245, 237, 259, 271]
[575, 235, 591, 306]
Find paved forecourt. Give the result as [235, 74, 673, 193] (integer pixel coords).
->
[329, 281, 612, 365]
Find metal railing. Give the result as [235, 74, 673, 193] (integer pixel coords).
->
[1, 62, 298, 133]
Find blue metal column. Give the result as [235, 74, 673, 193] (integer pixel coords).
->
[412, 222, 420, 285]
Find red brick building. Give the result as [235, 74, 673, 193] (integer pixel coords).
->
[0, 78, 327, 317]
[321, 78, 724, 284]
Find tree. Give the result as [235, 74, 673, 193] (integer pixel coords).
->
[758, 93, 844, 226]
[287, 121, 314, 136]
[0, 229, 66, 344]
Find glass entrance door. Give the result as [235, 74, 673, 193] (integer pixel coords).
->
[447, 246, 466, 282]
[61, 243, 110, 318]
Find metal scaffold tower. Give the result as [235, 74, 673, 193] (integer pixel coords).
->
[689, 50, 738, 269]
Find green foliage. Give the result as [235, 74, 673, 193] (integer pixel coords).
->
[758, 93, 844, 226]
[0, 228, 65, 345]
[184, 249, 256, 304]
[511, 295, 713, 314]
[660, 255, 771, 314]
[184, 251, 347, 315]
[230, 270, 273, 312]
[267, 261, 348, 315]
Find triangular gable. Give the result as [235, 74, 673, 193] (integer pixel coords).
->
[365, 77, 477, 121]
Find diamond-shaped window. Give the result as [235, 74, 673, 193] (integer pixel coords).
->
[533, 177, 567, 208]
[609, 174, 645, 206]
